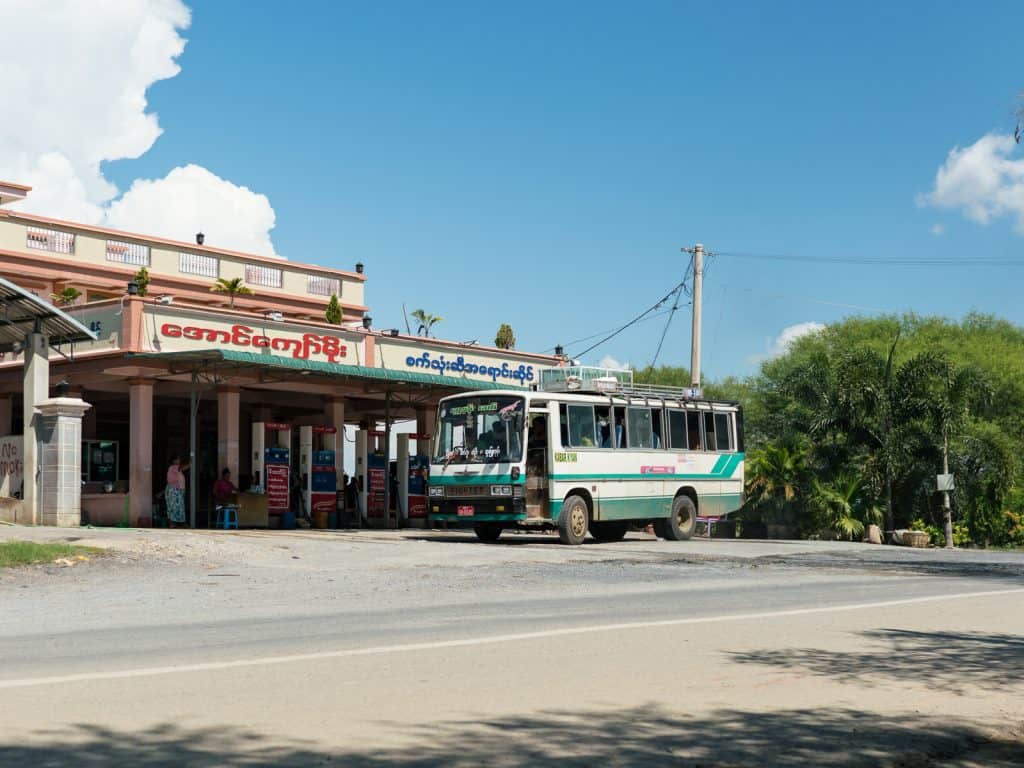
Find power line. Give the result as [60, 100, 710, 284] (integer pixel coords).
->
[573, 278, 690, 360]
[542, 308, 680, 353]
[649, 282, 684, 369]
[717, 251, 1023, 267]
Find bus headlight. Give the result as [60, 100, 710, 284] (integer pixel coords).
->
[490, 485, 513, 497]
[428, 487, 445, 498]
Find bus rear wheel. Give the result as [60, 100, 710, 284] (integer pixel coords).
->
[590, 521, 628, 543]
[655, 495, 697, 541]
[558, 495, 589, 545]
[473, 523, 503, 543]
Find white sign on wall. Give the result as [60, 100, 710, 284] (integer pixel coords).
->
[0, 435, 23, 498]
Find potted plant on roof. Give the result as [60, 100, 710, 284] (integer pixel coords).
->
[51, 286, 82, 306]
[210, 277, 254, 309]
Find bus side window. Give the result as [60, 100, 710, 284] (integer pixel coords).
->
[595, 405, 611, 448]
[686, 411, 702, 450]
[715, 412, 734, 452]
[703, 412, 718, 452]
[668, 410, 687, 449]
[558, 404, 569, 447]
[613, 407, 626, 448]
[651, 408, 664, 449]
[567, 405, 597, 447]
[626, 407, 653, 449]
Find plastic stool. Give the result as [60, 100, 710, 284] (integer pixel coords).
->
[215, 505, 238, 530]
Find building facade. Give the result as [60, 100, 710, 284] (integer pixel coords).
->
[0, 181, 558, 527]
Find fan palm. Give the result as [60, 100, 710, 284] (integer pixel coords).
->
[210, 277, 254, 308]
[51, 286, 81, 306]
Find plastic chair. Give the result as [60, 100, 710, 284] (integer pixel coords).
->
[215, 505, 238, 530]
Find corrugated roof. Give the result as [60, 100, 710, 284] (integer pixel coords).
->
[0, 276, 97, 352]
[127, 349, 528, 391]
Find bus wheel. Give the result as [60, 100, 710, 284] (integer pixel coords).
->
[558, 495, 589, 545]
[473, 523, 503, 543]
[656, 495, 697, 541]
[590, 521, 628, 543]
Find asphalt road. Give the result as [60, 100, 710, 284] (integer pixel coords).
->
[1, 528, 1022, 766]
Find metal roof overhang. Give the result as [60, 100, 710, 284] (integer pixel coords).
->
[126, 349, 527, 392]
[0, 276, 97, 352]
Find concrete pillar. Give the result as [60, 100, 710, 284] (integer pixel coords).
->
[325, 397, 345, 489]
[23, 332, 48, 525]
[217, 386, 241, 481]
[37, 397, 91, 527]
[415, 408, 436, 456]
[0, 394, 11, 436]
[128, 379, 154, 527]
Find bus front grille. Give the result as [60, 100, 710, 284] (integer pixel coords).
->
[444, 485, 488, 498]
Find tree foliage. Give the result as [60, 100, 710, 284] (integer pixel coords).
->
[411, 309, 443, 338]
[133, 267, 150, 297]
[495, 323, 516, 349]
[210, 277, 254, 308]
[51, 286, 81, 306]
[325, 294, 342, 325]
[633, 313, 1024, 544]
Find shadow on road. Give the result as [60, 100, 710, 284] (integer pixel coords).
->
[1, 706, 1020, 767]
[731, 628, 1024, 693]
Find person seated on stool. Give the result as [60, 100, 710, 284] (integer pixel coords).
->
[212, 468, 237, 506]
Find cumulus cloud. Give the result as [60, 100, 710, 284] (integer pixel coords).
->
[106, 165, 277, 256]
[919, 133, 1024, 234]
[598, 355, 627, 370]
[749, 321, 825, 364]
[0, 0, 279, 255]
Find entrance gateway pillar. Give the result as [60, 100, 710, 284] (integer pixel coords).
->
[0, 394, 12, 436]
[128, 379, 154, 526]
[22, 331, 48, 525]
[37, 396, 91, 527]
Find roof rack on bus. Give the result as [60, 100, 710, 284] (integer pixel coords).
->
[538, 366, 703, 401]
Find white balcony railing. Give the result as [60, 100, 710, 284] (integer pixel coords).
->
[26, 226, 75, 254]
[106, 239, 151, 266]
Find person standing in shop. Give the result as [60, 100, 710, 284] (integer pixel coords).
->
[165, 454, 189, 528]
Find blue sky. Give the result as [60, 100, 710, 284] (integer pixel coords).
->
[92, 1, 1024, 377]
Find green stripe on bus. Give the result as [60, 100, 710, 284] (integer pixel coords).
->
[430, 474, 520, 486]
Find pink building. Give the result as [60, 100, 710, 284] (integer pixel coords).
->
[0, 181, 557, 528]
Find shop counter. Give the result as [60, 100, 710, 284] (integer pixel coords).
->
[82, 493, 130, 526]
[236, 492, 270, 528]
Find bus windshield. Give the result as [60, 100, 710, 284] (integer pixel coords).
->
[435, 396, 525, 464]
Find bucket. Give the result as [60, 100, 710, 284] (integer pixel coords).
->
[281, 511, 297, 530]
[313, 510, 330, 529]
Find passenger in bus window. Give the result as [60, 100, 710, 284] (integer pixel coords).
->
[528, 416, 546, 449]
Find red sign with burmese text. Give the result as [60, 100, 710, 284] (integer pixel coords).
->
[265, 464, 290, 513]
[160, 323, 347, 363]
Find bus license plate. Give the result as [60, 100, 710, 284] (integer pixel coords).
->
[457, 505, 475, 517]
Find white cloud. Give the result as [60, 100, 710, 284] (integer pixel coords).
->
[106, 165, 277, 256]
[748, 321, 825, 364]
[0, 0, 279, 256]
[919, 133, 1024, 234]
[930, 223, 945, 236]
[597, 355, 627, 370]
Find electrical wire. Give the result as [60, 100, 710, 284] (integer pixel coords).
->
[542, 308, 679, 353]
[573, 278, 690, 360]
[649, 282, 684, 369]
[716, 251, 1023, 267]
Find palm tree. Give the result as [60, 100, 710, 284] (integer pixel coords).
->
[410, 308, 443, 338]
[51, 286, 81, 306]
[210, 277, 254, 308]
[745, 442, 808, 533]
[809, 473, 880, 541]
[825, 332, 943, 533]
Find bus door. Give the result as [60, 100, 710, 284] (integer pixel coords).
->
[525, 410, 550, 520]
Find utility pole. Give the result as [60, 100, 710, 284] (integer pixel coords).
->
[681, 243, 704, 389]
[942, 432, 953, 548]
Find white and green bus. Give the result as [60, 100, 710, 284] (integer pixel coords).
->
[427, 367, 744, 544]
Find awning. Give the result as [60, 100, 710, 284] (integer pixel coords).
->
[126, 349, 528, 391]
[0, 276, 97, 352]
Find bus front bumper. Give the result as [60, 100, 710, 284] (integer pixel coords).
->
[428, 498, 527, 523]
